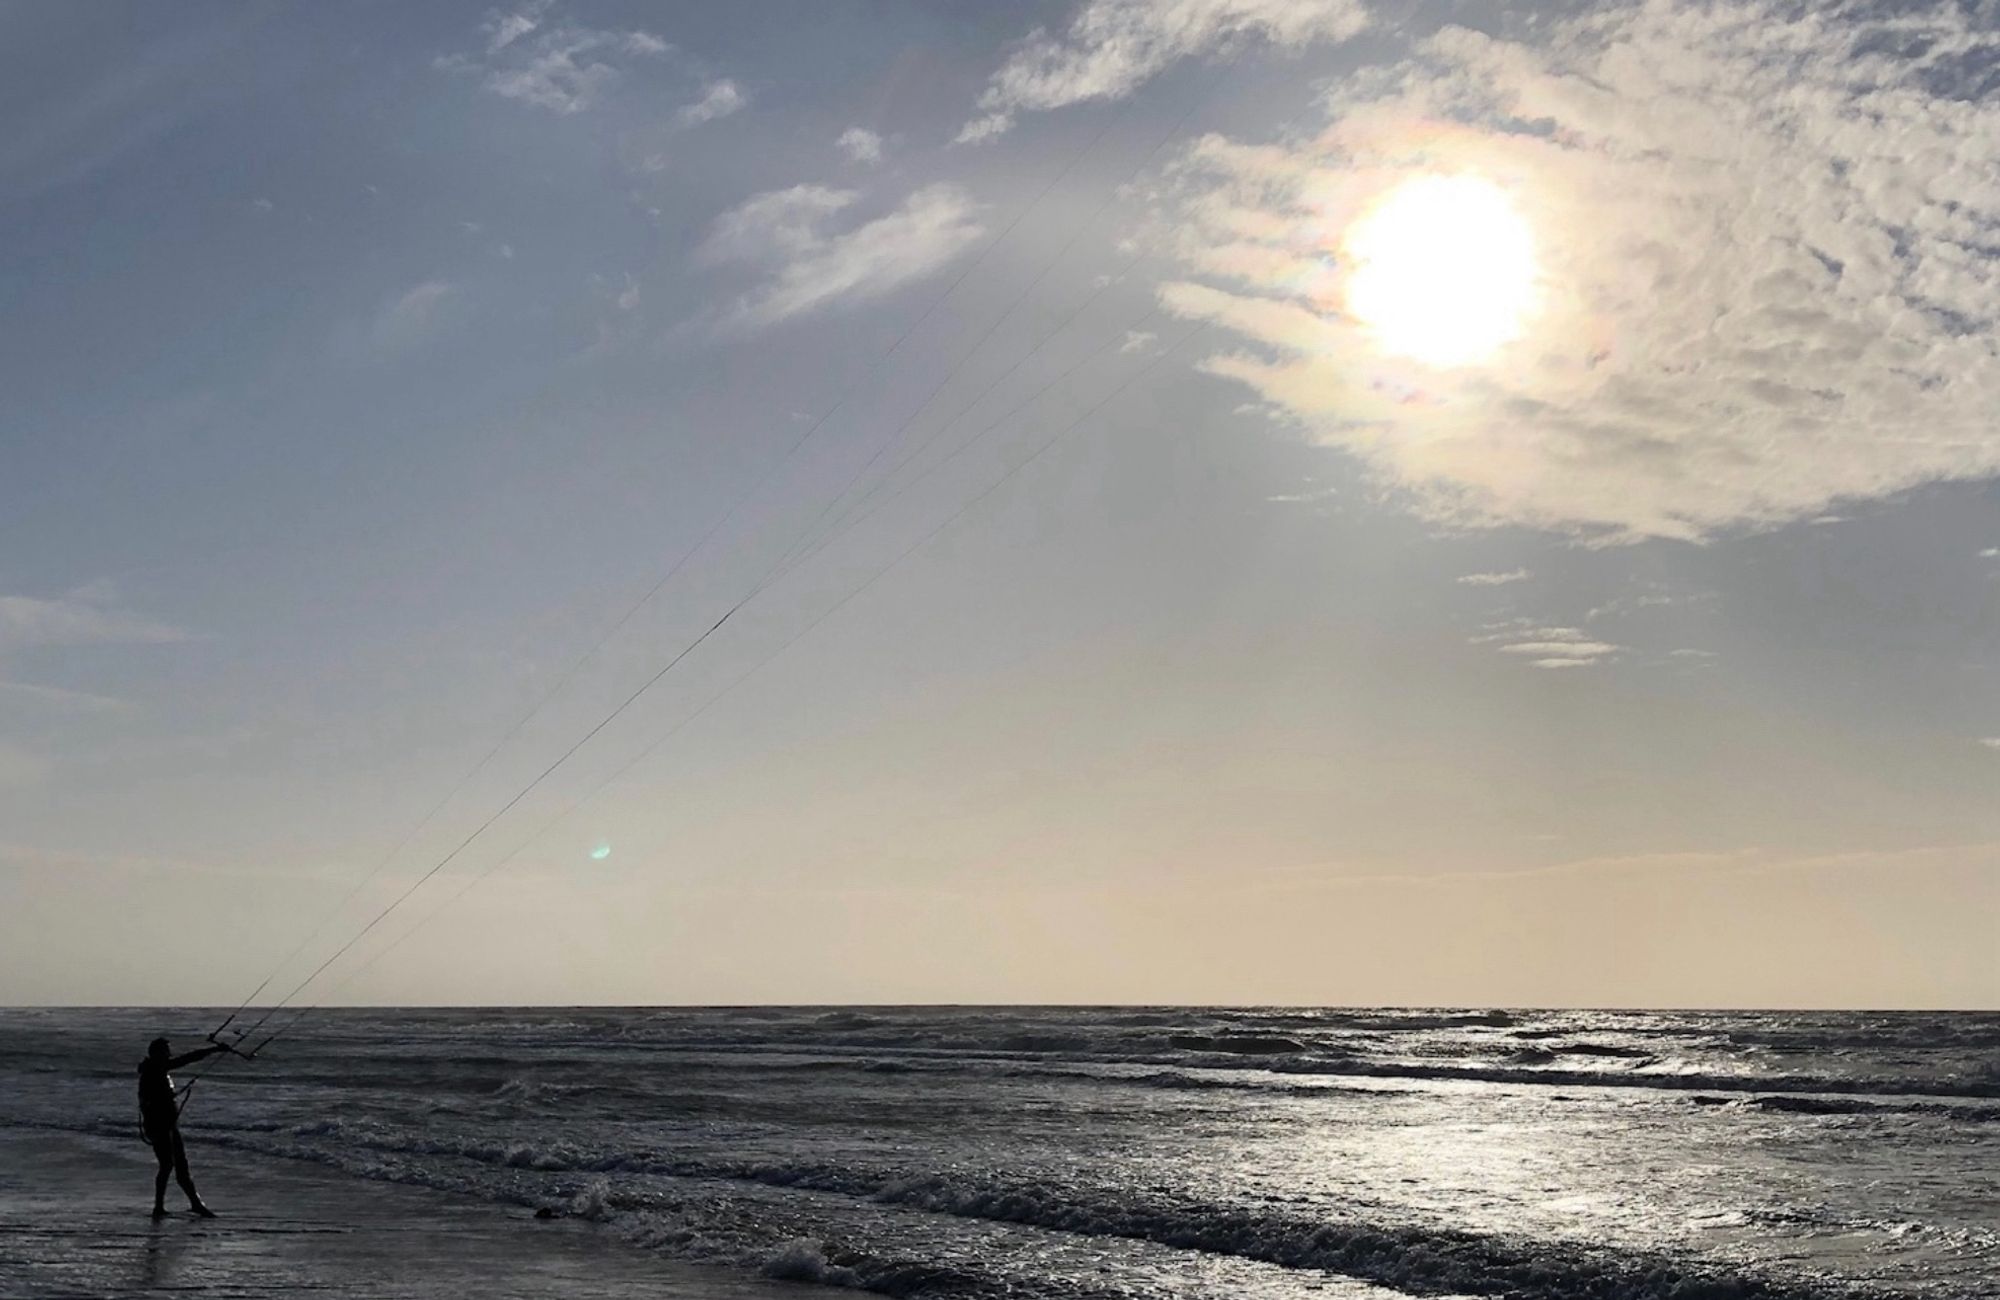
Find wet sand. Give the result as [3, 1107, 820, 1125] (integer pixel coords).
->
[0, 1127, 817, 1298]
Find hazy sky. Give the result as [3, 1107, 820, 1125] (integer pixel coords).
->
[3, 0, 1996, 1008]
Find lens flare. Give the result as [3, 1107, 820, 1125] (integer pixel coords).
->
[590, 843, 612, 861]
[1341, 174, 1539, 368]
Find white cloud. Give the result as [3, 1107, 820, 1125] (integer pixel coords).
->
[1157, 1, 2000, 541]
[439, 10, 672, 115]
[0, 587, 186, 650]
[484, 6, 542, 53]
[1981, 547, 1999, 558]
[0, 585, 176, 721]
[836, 127, 884, 164]
[370, 280, 454, 353]
[676, 79, 745, 127]
[1457, 568, 1530, 586]
[962, 0, 1369, 142]
[700, 183, 984, 330]
[1474, 621, 1621, 669]
[251, 197, 274, 213]
[1980, 738, 2000, 750]
[1120, 329, 1158, 353]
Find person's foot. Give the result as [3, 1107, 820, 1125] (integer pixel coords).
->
[189, 1202, 217, 1219]
[151, 1205, 167, 1219]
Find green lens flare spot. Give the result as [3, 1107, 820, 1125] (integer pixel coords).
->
[590, 843, 612, 861]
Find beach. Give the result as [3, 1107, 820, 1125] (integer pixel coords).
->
[0, 1126, 819, 1299]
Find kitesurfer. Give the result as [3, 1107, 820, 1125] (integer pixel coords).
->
[138, 1036, 232, 1218]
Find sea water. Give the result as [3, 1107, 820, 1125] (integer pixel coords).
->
[2, 1007, 1994, 1298]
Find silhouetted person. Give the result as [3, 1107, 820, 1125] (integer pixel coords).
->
[139, 1036, 230, 1217]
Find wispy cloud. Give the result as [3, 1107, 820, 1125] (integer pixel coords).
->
[1980, 738, 2000, 751]
[675, 78, 745, 127]
[960, 0, 1368, 142]
[699, 183, 984, 330]
[836, 127, 884, 164]
[1157, 0, 2000, 541]
[1474, 620, 1621, 670]
[1120, 329, 1158, 354]
[0, 586, 187, 650]
[437, 7, 672, 114]
[369, 280, 454, 354]
[0, 679, 128, 712]
[0, 585, 185, 719]
[1457, 568, 1530, 587]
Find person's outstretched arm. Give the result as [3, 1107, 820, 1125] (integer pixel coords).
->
[166, 1044, 230, 1069]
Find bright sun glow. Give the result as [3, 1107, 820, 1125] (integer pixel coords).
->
[1341, 174, 1539, 368]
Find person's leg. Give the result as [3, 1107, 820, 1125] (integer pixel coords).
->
[151, 1137, 172, 1216]
[171, 1131, 213, 1215]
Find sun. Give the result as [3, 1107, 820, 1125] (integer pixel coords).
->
[1340, 174, 1539, 368]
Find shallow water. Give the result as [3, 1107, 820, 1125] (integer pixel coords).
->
[3, 1007, 1994, 1298]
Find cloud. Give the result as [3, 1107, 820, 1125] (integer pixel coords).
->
[836, 127, 884, 164]
[1474, 620, 1621, 670]
[962, 0, 1369, 142]
[438, 9, 672, 114]
[483, 4, 544, 53]
[1157, 0, 2000, 541]
[369, 280, 454, 353]
[700, 183, 984, 330]
[676, 79, 745, 127]
[1457, 568, 1530, 586]
[0, 679, 127, 712]
[0, 587, 187, 650]
[1981, 738, 2000, 750]
[251, 196, 274, 213]
[0, 586, 184, 718]
[1120, 329, 1158, 353]
[1981, 547, 1999, 558]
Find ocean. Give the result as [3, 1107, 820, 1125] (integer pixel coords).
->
[2, 1006, 1994, 1298]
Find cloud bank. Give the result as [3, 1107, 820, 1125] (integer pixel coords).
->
[1158, 0, 2000, 541]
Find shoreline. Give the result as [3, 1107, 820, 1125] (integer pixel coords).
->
[0, 1125, 821, 1298]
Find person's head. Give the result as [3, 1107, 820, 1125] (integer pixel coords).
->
[148, 1037, 170, 1061]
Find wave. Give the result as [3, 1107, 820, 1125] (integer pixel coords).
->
[1242, 1056, 2000, 1100]
[258, 1120, 1896, 1296]
[11, 1099, 1958, 1300]
[204, 1124, 1901, 1300]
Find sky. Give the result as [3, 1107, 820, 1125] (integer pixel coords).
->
[2, 0, 1996, 1009]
